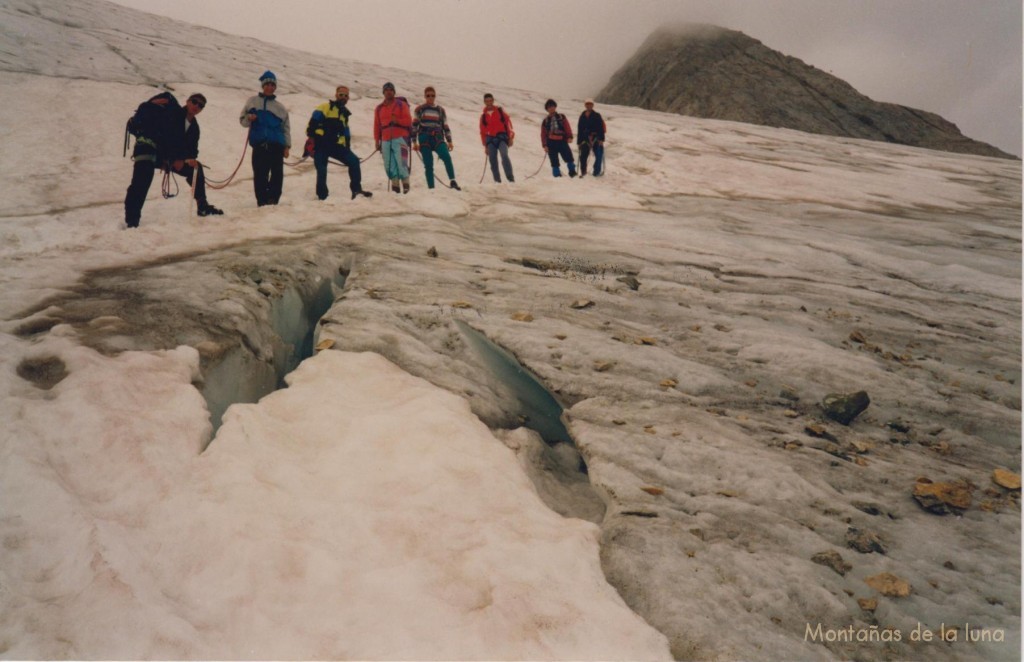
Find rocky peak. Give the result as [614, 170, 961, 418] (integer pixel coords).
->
[598, 25, 1016, 159]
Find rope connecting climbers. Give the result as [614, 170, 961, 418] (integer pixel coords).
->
[284, 148, 380, 170]
[415, 150, 455, 190]
[204, 130, 249, 189]
[524, 152, 548, 180]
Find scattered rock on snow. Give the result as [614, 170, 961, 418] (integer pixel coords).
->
[912, 477, 973, 514]
[822, 390, 870, 425]
[811, 550, 852, 576]
[779, 385, 800, 401]
[426, 246, 438, 257]
[315, 339, 335, 351]
[511, 311, 534, 322]
[864, 572, 912, 598]
[846, 527, 887, 554]
[617, 275, 641, 290]
[857, 597, 878, 612]
[886, 419, 911, 433]
[520, 257, 552, 271]
[570, 299, 595, 309]
[993, 469, 1021, 490]
[804, 423, 838, 443]
[17, 356, 68, 390]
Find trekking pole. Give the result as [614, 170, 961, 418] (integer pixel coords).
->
[479, 152, 488, 184]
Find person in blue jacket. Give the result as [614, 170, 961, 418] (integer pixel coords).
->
[240, 71, 291, 206]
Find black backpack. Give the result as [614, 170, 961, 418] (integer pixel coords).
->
[124, 92, 181, 157]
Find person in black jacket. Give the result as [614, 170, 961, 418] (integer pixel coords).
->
[124, 92, 222, 228]
[577, 99, 606, 177]
[169, 94, 223, 217]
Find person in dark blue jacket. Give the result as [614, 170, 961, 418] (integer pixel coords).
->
[240, 71, 292, 206]
[577, 99, 606, 177]
[124, 92, 222, 228]
[168, 94, 223, 217]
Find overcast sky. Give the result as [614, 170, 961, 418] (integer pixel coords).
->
[110, 0, 1021, 156]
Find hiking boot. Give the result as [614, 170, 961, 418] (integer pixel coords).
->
[568, 165, 577, 178]
[197, 204, 224, 216]
[450, 180, 461, 191]
[352, 190, 373, 200]
[390, 179, 401, 194]
[402, 179, 410, 194]
[552, 166, 561, 177]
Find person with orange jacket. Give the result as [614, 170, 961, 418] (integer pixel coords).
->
[479, 93, 515, 183]
[373, 82, 413, 193]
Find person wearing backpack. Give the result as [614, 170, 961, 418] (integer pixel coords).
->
[541, 99, 576, 178]
[479, 93, 515, 183]
[373, 82, 413, 193]
[412, 86, 460, 191]
[240, 71, 292, 206]
[306, 85, 372, 201]
[577, 99, 606, 177]
[123, 92, 222, 228]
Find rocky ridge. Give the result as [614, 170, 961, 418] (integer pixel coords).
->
[598, 25, 1016, 160]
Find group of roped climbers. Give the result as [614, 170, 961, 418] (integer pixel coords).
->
[123, 71, 607, 228]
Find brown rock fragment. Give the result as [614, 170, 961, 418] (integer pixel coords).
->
[864, 572, 911, 597]
[811, 550, 852, 576]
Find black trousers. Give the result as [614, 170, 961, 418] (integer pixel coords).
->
[252, 143, 285, 206]
[175, 162, 209, 207]
[546, 140, 575, 168]
[124, 159, 156, 228]
[124, 159, 209, 227]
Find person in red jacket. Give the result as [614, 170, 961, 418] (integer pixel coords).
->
[479, 93, 515, 183]
[540, 99, 576, 178]
[373, 82, 413, 193]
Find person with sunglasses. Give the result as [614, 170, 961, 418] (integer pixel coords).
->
[124, 91, 222, 228]
[306, 86, 372, 201]
[240, 71, 292, 206]
[170, 94, 223, 217]
[412, 86, 460, 191]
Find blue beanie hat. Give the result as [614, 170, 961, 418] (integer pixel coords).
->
[260, 70, 277, 85]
